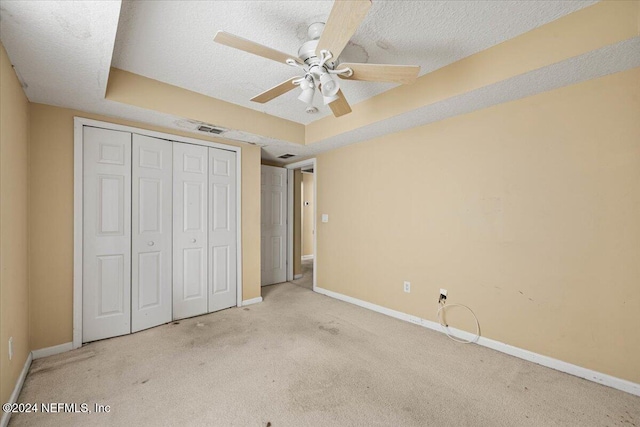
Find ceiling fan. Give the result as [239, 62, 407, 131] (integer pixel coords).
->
[213, 0, 420, 118]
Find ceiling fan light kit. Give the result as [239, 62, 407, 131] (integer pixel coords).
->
[297, 87, 315, 105]
[213, 0, 420, 118]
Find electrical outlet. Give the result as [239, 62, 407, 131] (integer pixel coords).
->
[8, 337, 13, 361]
[404, 281, 411, 293]
[439, 288, 448, 304]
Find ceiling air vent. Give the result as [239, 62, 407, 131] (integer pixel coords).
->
[278, 154, 295, 159]
[197, 125, 225, 135]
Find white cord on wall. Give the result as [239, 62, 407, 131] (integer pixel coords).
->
[437, 302, 480, 344]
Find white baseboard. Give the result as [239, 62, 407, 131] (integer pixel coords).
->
[242, 296, 263, 306]
[294, 274, 303, 280]
[301, 255, 314, 261]
[32, 342, 73, 360]
[314, 286, 640, 397]
[1, 352, 32, 427]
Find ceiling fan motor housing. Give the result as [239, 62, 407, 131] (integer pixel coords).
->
[299, 39, 337, 86]
[298, 23, 337, 70]
[298, 39, 319, 63]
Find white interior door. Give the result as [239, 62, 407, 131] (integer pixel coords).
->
[83, 127, 131, 342]
[173, 142, 208, 319]
[131, 134, 173, 332]
[261, 165, 287, 286]
[209, 148, 238, 312]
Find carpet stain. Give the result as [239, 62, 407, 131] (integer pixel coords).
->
[319, 325, 339, 335]
[30, 351, 97, 376]
[141, 379, 149, 384]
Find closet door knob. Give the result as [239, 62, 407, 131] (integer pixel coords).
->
[147, 241, 155, 246]
[192, 238, 197, 243]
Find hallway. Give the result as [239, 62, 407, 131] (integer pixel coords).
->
[291, 258, 313, 290]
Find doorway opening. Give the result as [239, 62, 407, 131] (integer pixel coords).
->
[290, 167, 314, 290]
[260, 159, 317, 290]
[286, 159, 317, 291]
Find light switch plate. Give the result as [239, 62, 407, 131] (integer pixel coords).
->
[322, 214, 329, 223]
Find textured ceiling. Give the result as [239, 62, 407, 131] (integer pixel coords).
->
[112, 0, 596, 125]
[3, 0, 630, 165]
[0, 0, 289, 151]
[0, 0, 121, 107]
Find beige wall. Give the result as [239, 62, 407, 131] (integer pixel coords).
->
[293, 170, 302, 276]
[107, 68, 305, 145]
[28, 104, 262, 350]
[0, 43, 30, 403]
[316, 68, 640, 383]
[302, 173, 314, 257]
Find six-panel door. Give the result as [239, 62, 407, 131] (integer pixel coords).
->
[209, 148, 237, 312]
[132, 134, 173, 332]
[172, 142, 209, 320]
[261, 165, 287, 286]
[84, 130, 239, 341]
[83, 127, 132, 342]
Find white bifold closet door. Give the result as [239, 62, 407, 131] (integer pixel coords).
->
[208, 148, 237, 312]
[84, 130, 238, 340]
[173, 143, 238, 318]
[131, 134, 173, 332]
[83, 127, 132, 342]
[173, 143, 209, 319]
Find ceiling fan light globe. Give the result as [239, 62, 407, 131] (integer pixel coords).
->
[319, 73, 339, 97]
[299, 78, 312, 91]
[298, 87, 315, 105]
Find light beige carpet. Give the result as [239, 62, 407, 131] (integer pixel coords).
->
[11, 282, 640, 426]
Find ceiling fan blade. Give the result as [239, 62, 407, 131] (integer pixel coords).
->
[328, 89, 352, 117]
[214, 31, 303, 65]
[338, 63, 420, 84]
[316, 0, 371, 59]
[251, 77, 299, 104]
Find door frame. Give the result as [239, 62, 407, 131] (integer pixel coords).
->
[285, 158, 317, 291]
[73, 117, 243, 349]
